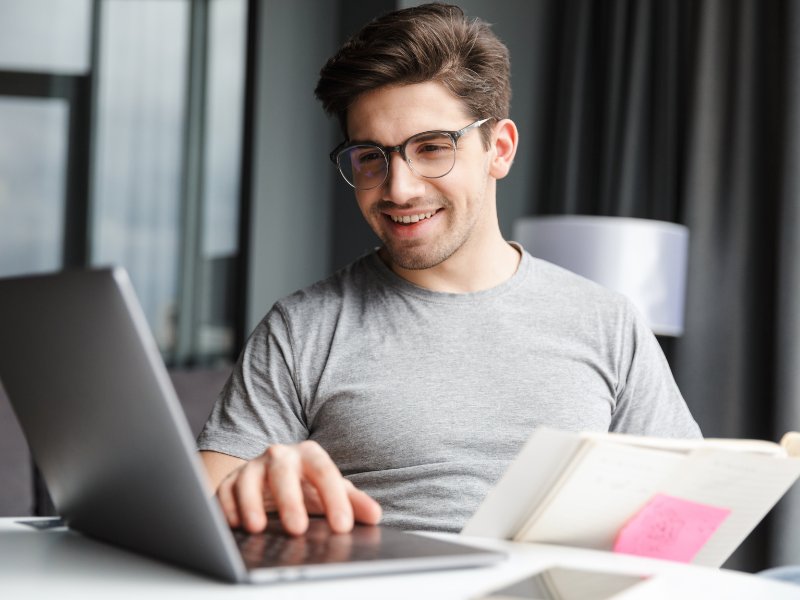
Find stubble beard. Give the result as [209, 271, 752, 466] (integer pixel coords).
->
[371, 188, 486, 271]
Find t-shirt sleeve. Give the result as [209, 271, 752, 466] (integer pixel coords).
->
[197, 305, 309, 459]
[609, 302, 703, 439]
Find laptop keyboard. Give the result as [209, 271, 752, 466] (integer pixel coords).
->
[233, 517, 383, 570]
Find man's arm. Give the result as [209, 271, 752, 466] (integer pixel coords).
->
[610, 302, 702, 438]
[200, 444, 382, 536]
[201, 450, 246, 491]
[198, 306, 382, 536]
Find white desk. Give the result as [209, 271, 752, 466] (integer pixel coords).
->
[0, 518, 797, 599]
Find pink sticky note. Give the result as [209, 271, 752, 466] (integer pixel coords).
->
[613, 493, 731, 563]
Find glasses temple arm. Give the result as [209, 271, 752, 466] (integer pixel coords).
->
[453, 118, 492, 141]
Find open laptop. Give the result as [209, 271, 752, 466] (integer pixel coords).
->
[0, 268, 504, 583]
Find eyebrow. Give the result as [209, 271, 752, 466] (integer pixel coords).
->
[347, 131, 448, 148]
[347, 138, 381, 147]
[410, 133, 445, 144]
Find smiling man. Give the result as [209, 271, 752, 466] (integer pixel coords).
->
[197, 3, 701, 538]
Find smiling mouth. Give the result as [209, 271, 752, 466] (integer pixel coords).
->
[388, 208, 441, 225]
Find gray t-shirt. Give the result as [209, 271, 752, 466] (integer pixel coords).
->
[198, 246, 701, 532]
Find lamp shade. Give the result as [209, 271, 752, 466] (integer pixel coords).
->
[513, 215, 689, 337]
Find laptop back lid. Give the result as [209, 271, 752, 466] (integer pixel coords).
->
[0, 268, 246, 581]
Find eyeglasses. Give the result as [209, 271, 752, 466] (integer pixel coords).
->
[329, 119, 491, 190]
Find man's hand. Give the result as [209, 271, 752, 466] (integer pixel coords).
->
[204, 441, 382, 536]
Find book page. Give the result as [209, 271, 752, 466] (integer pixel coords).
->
[659, 449, 800, 567]
[581, 432, 786, 456]
[462, 428, 585, 539]
[517, 443, 685, 549]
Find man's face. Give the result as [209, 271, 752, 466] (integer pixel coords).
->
[346, 82, 491, 270]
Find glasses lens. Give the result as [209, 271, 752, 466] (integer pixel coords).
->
[338, 145, 387, 189]
[405, 133, 455, 178]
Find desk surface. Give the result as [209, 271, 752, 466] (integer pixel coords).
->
[0, 518, 797, 599]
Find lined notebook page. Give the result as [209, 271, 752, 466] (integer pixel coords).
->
[660, 449, 800, 567]
[462, 428, 586, 539]
[590, 432, 786, 456]
[518, 443, 684, 549]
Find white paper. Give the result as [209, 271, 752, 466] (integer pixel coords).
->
[659, 450, 800, 567]
[517, 443, 685, 549]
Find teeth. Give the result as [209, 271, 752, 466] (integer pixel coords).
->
[390, 209, 438, 223]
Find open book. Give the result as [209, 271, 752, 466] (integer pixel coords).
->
[462, 429, 800, 567]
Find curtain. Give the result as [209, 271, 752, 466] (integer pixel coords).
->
[775, 0, 800, 571]
[532, 0, 792, 572]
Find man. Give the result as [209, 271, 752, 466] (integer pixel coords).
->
[198, 3, 701, 539]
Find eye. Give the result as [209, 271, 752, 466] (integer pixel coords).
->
[418, 144, 449, 154]
[407, 133, 454, 161]
[353, 150, 384, 165]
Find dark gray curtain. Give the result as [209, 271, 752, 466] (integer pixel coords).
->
[774, 0, 800, 571]
[532, 0, 791, 572]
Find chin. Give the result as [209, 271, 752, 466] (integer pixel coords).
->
[384, 240, 457, 271]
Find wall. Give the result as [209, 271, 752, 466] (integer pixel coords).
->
[245, 0, 338, 334]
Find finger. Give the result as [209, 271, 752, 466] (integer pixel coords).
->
[234, 458, 269, 533]
[344, 479, 382, 525]
[298, 441, 353, 533]
[217, 470, 242, 528]
[300, 480, 325, 514]
[261, 486, 278, 514]
[265, 445, 308, 536]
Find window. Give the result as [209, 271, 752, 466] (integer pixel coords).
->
[0, 0, 250, 366]
[91, 0, 191, 356]
[0, 97, 69, 277]
[0, 0, 93, 279]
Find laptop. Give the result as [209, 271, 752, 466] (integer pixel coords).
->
[0, 268, 504, 583]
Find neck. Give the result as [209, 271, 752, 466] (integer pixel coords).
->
[378, 184, 521, 293]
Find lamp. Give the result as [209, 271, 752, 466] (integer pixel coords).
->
[513, 216, 689, 337]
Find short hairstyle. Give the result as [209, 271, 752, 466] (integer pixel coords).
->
[314, 2, 511, 148]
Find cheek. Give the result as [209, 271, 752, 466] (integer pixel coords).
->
[354, 191, 384, 225]
[354, 191, 373, 215]
[436, 174, 481, 209]
[445, 154, 488, 198]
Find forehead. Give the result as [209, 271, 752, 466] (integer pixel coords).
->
[346, 82, 472, 145]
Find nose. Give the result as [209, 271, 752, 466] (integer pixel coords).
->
[382, 151, 426, 204]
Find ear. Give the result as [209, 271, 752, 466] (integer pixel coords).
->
[488, 119, 518, 180]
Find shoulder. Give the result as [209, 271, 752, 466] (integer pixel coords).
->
[243, 253, 380, 367]
[268, 252, 380, 329]
[242, 254, 383, 392]
[518, 251, 651, 369]
[524, 251, 639, 322]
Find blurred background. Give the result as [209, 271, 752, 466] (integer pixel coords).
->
[1, 0, 800, 574]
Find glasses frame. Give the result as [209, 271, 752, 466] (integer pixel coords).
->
[329, 118, 491, 190]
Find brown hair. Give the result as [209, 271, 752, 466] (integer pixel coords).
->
[314, 3, 511, 148]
